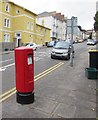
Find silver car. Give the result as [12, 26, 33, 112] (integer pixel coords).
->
[51, 41, 74, 60]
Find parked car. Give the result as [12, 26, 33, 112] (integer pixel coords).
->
[78, 39, 84, 43]
[51, 40, 74, 60]
[47, 41, 56, 47]
[94, 39, 98, 44]
[25, 43, 37, 50]
[87, 39, 96, 45]
[74, 40, 78, 43]
[66, 39, 75, 44]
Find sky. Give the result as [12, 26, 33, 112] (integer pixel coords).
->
[9, 0, 97, 30]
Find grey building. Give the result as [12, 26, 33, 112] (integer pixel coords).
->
[37, 11, 67, 41]
[66, 17, 78, 40]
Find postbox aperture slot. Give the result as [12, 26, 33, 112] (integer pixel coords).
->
[28, 54, 33, 65]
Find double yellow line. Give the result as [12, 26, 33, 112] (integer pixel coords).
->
[0, 87, 16, 103]
[0, 62, 64, 103]
[34, 62, 64, 81]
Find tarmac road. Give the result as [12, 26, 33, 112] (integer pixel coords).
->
[1, 42, 97, 118]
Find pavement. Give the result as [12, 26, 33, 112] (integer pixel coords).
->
[1, 45, 97, 118]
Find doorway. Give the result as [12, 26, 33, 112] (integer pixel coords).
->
[15, 33, 21, 47]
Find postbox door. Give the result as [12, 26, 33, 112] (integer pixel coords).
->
[15, 49, 25, 93]
[24, 50, 34, 92]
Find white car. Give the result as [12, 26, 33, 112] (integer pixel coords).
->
[25, 43, 37, 50]
[87, 39, 96, 45]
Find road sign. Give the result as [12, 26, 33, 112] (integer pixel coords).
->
[66, 17, 78, 34]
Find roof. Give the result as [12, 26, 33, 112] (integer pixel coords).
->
[37, 11, 56, 18]
[3, 0, 37, 16]
[36, 23, 51, 30]
[37, 11, 66, 22]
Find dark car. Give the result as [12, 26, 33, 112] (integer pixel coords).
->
[51, 40, 74, 60]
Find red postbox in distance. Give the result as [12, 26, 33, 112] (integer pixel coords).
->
[15, 47, 34, 104]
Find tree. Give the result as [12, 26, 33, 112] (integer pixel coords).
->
[78, 25, 82, 31]
[78, 26, 86, 39]
[88, 32, 92, 39]
[78, 26, 86, 33]
[94, 11, 98, 49]
[94, 11, 98, 32]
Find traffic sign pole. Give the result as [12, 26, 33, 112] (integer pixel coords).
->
[70, 17, 74, 67]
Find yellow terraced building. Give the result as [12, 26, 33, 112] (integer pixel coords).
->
[0, 0, 51, 51]
[36, 24, 51, 46]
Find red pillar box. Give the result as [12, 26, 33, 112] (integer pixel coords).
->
[15, 47, 34, 104]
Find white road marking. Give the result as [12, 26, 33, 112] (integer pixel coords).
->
[0, 59, 13, 63]
[0, 51, 51, 71]
[0, 63, 15, 72]
[34, 57, 41, 61]
[0, 68, 6, 72]
[0, 56, 40, 71]
[2, 63, 15, 68]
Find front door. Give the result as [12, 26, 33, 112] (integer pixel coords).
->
[15, 33, 21, 47]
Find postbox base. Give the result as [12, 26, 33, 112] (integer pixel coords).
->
[16, 92, 34, 104]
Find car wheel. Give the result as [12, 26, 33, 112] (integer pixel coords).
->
[35, 47, 37, 51]
[51, 55, 54, 59]
[66, 54, 70, 60]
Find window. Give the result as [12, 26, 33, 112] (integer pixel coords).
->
[16, 10, 20, 14]
[40, 28, 42, 34]
[44, 29, 47, 34]
[5, 3, 9, 12]
[36, 26, 38, 32]
[31, 23, 34, 30]
[15, 33, 21, 39]
[4, 19, 7, 27]
[7, 19, 10, 28]
[4, 18, 10, 28]
[27, 21, 30, 30]
[4, 34, 10, 42]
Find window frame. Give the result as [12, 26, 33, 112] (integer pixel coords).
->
[4, 18, 10, 28]
[4, 33, 10, 42]
[31, 22, 34, 30]
[27, 21, 30, 30]
[16, 10, 20, 14]
[5, 3, 10, 12]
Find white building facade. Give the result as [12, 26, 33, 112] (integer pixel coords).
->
[36, 11, 66, 41]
